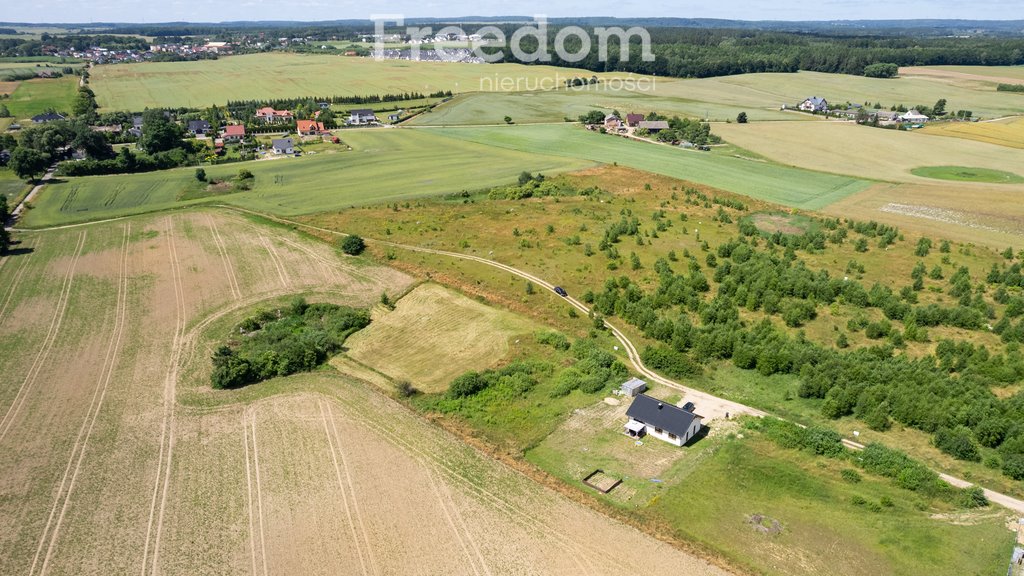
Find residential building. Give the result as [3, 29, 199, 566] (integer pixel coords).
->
[187, 120, 211, 136]
[899, 109, 930, 123]
[255, 107, 294, 123]
[624, 394, 703, 447]
[296, 120, 326, 136]
[31, 112, 66, 124]
[603, 114, 621, 130]
[222, 124, 246, 142]
[348, 109, 378, 125]
[798, 96, 828, 113]
[271, 138, 295, 155]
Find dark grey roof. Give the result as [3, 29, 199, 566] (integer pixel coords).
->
[188, 120, 211, 130]
[31, 112, 65, 122]
[350, 108, 376, 116]
[625, 394, 698, 437]
[271, 138, 294, 148]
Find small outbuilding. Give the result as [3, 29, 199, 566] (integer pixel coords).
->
[624, 394, 703, 447]
[620, 377, 647, 397]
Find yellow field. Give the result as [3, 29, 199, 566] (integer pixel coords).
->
[921, 116, 1024, 149]
[341, 283, 539, 393]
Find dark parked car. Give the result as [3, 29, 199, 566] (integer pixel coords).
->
[682, 401, 696, 412]
[553, 286, 568, 297]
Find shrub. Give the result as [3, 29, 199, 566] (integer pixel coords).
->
[958, 486, 988, 508]
[194, 167, 206, 181]
[395, 380, 419, 397]
[340, 235, 366, 255]
[448, 371, 488, 398]
[1003, 454, 1024, 480]
[934, 426, 981, 462]
[536, 331, 571, 351]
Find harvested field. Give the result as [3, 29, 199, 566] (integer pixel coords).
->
[0, 209, 728, 575]
[341, 283, 539, 393]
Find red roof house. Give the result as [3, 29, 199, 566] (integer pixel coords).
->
[222, 124, 246, 141]
[297, 120, 327, 136]
[255, 107, 294, 123]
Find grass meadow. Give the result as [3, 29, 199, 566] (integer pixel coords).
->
[20, 128, 593, 227]
[3, 76, 78, 119]
[425, 124, 871, 209]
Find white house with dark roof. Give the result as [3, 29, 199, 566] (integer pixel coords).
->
[899, 109, 930, 123]
[624, 394, 703, 447]
[798, 96, 828, 113]
[348, 109, 378, 125]
[271, 138, 295, 155]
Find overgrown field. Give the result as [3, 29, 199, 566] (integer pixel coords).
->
[20, 128, 593, 227]
[88, 52, 629, 110]
[303, 165, 1024, 486]
[0, 209, 728, 575]
[426, 124, 871, 209]
[342, 283, 539, 393]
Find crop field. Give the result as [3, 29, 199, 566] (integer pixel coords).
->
[0, 209, 727, 575]
[3, 76, 78, 119]
[426, 124, 871, 209]
[902, 65, 1024, 85]
[911, 165, 1024, 184]
[921, 116, 1024, 149]
[410, 84, 805, 125]
[21, 128, 593, 228]
[88, 53, 630, 110]
[342, 283, 539, 393]
[713, 121, 1024, 184]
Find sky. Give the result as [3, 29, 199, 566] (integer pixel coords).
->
[3, 0, 1024, 24]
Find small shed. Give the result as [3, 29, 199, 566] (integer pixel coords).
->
[621, 377, 647, 397]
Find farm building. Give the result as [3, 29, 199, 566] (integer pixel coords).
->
[621, 377, 647, 397]
[637, 120, 669, 133]
[255, 107, 294, 123]
[624, 394, 703, 447]
[798, 96, 828, 113]
[187, 120, 211, 136]
[349, 109, 378, 125]
[625, 113, 645, 127]
[271, 138, 295, 155]
[604, 114, 621, 129]
[221, 124, 246, 142]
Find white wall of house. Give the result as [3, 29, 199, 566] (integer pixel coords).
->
[641, 417, 703, 447]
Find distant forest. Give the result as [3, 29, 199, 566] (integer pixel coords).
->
[3, 22, 1024, 79]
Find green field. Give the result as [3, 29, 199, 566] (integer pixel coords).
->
[20, 128, 592, 227]
[412, 69, 1024, 126]
[4, 76, 78, 119]
[425, 124, 871, 209]
[88, 53, 629, 110]
[910, 165, 1024, 184]
[0, 169, 30, 203]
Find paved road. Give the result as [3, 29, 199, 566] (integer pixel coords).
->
[5, 166, 56, 229]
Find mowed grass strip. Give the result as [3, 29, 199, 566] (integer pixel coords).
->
[88, 52, 629, 110]
[426, 124, 870, 209]
[21, 128, 593, 228]
[341, 283, 539, 393]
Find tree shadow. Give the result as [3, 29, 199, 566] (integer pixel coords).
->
[3, 239, 34, 257]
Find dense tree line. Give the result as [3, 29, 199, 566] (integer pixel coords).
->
[211, 298, 369, 389]
[476, 26, 1024, 78]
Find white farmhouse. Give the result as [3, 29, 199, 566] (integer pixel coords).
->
[624, 394, 703, 447]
